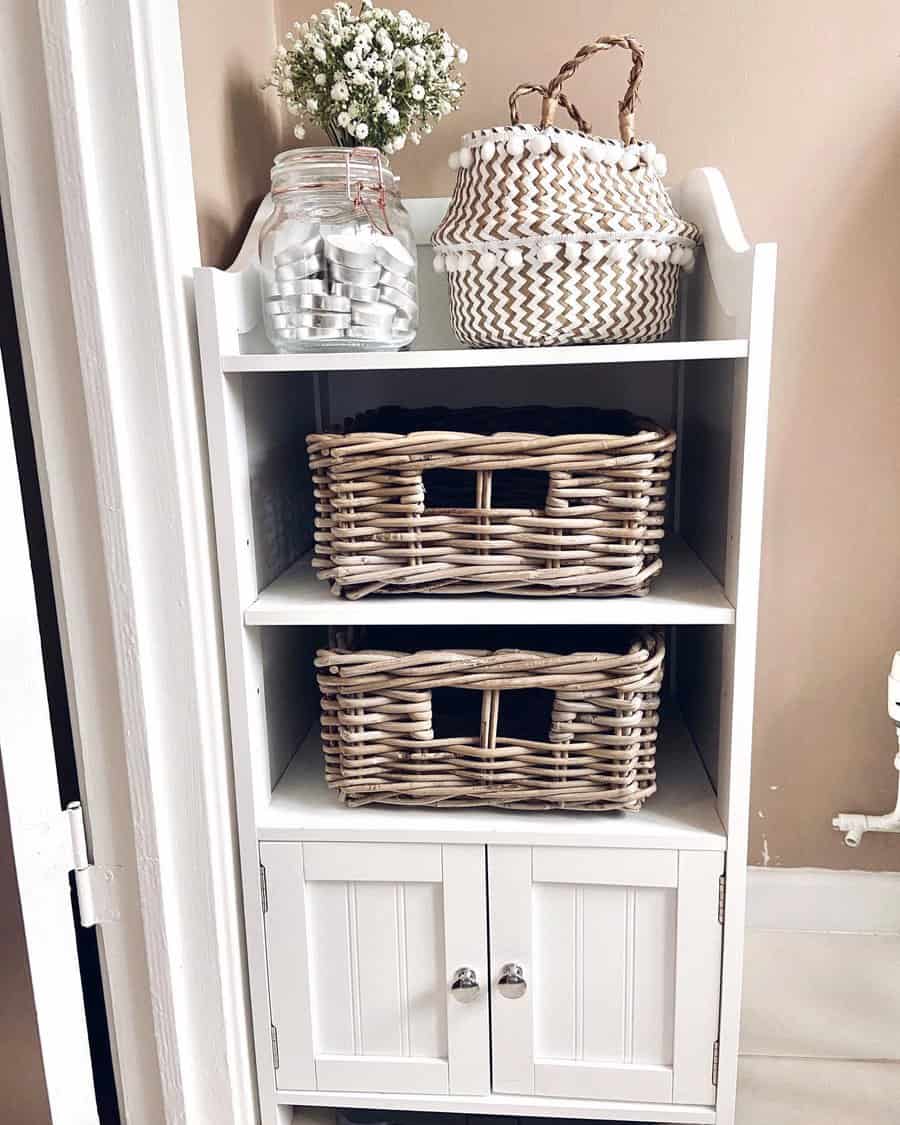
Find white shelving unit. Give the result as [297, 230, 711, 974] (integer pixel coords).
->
[195, 167, 775, 1125]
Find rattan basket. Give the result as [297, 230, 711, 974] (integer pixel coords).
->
[316, 626, 665, 811]
[308, 405, 676, 599]
[431, 35, 701, 348]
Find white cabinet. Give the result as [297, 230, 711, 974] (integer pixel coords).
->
[261, 841, 722, 1107]
[261, 841, 489, 1095]
[489, 846, 722, 1106]
[196, 170, 775, 1125]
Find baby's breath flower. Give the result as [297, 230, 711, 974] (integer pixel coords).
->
[266, 3, 466, 154]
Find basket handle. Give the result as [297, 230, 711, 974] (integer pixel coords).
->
[508, 34, 645, 144]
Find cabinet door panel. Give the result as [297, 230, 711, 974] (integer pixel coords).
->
[261, 840, 489, 1096]
[489, 845, 722, 1106]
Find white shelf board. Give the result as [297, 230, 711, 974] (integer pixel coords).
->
[224, 336, 748, 374]
[259, 715, 725, 851]
[244, 535, 734, 627]
[285, 1090, 716, 1124]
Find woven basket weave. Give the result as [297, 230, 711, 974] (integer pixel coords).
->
[308, 405, 676, 599]
[431, 35, 701, 348]
[316, 627, 665, 810]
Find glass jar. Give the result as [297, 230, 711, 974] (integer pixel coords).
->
[259, 147, 418, 353]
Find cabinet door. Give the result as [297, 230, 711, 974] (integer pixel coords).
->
[260, 840, 489, 1096]
[489, 846, 723, 1106]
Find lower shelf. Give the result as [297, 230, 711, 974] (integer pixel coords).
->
[283, 1090, 717, 1124]
[259, 716, 725, 851]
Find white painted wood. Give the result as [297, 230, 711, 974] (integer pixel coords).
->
[403, 882, 447, 1059]
[0, 1, 260, 1121]
[490, 843, 718, 1107]
[0, 6, 169, 1120]
[278, 1089, 716, 1124]
[633, 887, 677, 1066]
[245, 536, 734, 627]
[315, 1056, 448, 1094]
[487, 846, 534, 1095]
[673, 852, 724, 1104]
[442, 845, 490, 1095]
[746, 867, 900, 934]
[224, 339, 749, 372]
[533, 846, 678, 888]
[534, 1060, 673, 1103]
[713, 268, 776, 1125]
[0, 350, 98, 1121]
[303, 841, 442, 883]
[195, 168, 774, 1123]
[261, 717, 726, 850]
[197, 271, 290, 1125]
[261, 842, 317, 1092]
[264, 839, 488, 1100]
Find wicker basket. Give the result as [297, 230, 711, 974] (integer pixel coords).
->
[308, 405, 676, 599]
[316, 626, 665, 811]
[431, 35, 701, 348]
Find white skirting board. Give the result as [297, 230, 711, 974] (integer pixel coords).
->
[746, 866, 900, 933]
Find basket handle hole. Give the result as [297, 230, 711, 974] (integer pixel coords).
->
[422, 468, 550, 511]
[497, 688, 557, 744]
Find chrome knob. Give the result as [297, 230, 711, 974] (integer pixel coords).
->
[450, 967, 480, 1003]
[497, 962, 527, 999]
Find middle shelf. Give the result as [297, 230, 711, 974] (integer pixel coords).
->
[245, 534, 733, 626]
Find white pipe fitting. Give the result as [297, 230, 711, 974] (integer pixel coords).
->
[833, 732, 900, 847]
[833, 653, 900, 847]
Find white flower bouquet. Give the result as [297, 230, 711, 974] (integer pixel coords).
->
[267, 1, 466, 155]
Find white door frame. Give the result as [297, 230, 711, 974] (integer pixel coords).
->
[0, 1, 256, 1122]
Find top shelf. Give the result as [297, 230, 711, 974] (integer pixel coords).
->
[222, 336, 748, 374]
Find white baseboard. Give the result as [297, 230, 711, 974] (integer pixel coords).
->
[746, 867, 900, 934]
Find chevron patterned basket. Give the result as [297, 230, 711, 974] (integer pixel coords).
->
[431, 35, 701, 348]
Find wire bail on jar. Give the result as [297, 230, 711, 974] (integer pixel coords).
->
[344, 147, 394, 237]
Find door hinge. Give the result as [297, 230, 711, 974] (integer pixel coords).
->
[712, 1039, 720, 1086]
[260, 862, 268, 913]
[271, 1024, 280, 1070]
[65, 803, 121, 928]
[718, 873, 726, 924]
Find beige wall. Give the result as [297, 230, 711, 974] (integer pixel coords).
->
[179, 0, 282, 267]
[180, 0, 900, 870]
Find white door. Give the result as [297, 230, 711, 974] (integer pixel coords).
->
[0, 360, 99, 1122]
[261, 840, 490, 1096]
[489, 845, 723, 1106]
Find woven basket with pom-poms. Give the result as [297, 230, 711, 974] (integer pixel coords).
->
[431, 35, 701, 348]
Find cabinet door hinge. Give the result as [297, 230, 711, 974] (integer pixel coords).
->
[718, 873, 726, 925]
[65, 803, 121, 928]
[260, 863, 268, 913]
[271, 1024, 280, 1070]
[712, 1039, 720, 1086]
